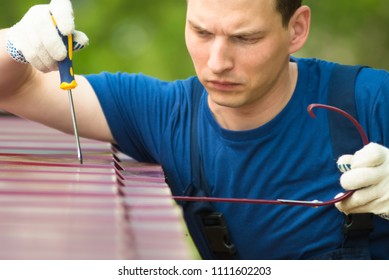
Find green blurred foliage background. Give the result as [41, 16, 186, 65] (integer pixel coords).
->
[1, 0, 388, 80]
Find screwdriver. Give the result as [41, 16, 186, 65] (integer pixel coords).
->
[52, 16, 83, 164]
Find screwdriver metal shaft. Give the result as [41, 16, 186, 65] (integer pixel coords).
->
[67, 89, 83, 164]
[52, 16, 83, 164]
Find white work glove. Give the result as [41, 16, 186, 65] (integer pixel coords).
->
[336, 142, 389, 220]
[5, 0, 88, 72]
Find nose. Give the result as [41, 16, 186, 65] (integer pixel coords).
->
[207, 38, 233, 74]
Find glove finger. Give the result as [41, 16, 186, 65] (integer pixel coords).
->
[351, 142, 387, 169]
[18, 24, 51, 72]
[340, 166, 385, 190]
[40, 30, 88, 67]
[37, 14, 67, 62]
[335, 185, 387, 215]
[334, 192, 345, 199]
[23, 14, 62, 72]
[49, 0, 74, 35]
[72, 30, 89, 51]
[337, 154, 353, 173]
[23, 38, 55, 72]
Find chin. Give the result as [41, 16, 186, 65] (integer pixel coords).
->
[209, 95, 246, 109]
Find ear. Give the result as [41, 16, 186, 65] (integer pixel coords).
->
[288, 6, 311, 54]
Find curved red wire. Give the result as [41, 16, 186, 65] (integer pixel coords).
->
[173, 191, 353, 207]
[173, 103, 369, 207]
[307, 104, 369, 145]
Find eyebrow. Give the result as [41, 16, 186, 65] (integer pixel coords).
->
[233, 30, 266, 37]
[187, 20, 265, 37]
[187, 20, 208, 32]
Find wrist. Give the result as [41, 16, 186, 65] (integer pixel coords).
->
[0, 30, 33, 101]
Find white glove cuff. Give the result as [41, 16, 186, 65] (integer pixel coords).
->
[6, 39, 28, 64]
[6, 29, 88, 67]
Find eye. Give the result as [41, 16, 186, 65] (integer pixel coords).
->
[232, 36, 260, 44]
[196, 30, 212, 38]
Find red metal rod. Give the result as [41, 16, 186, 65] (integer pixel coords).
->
[173, 103, 368, 207]
[173, 191, 354, 207]
[307, 103, 369, 145]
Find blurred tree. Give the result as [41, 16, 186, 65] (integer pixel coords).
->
[71, 0, 193, 79]
[1, 0, 388, 80]
[301, 0, 389, 70]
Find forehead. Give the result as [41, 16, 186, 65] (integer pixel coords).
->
[186, 0, 279, 33]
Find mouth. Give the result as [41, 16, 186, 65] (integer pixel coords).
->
[206, 80, 241, 91]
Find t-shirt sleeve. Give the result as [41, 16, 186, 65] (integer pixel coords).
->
[84, 72, 190, 163]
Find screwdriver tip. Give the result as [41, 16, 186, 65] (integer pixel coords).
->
[78, 153, 83, 164]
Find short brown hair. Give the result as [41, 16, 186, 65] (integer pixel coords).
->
[275, 0, 302, 27]
[185, 0, 302, 27]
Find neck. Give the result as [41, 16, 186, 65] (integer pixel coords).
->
[209, 62, 298, 131]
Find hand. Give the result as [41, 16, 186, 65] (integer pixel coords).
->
[6, 0, 88, 72]
[336, 142, 389, 220]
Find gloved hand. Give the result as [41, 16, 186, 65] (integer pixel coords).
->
[336, 142, 389, 220]
[5, 0, 88, 72]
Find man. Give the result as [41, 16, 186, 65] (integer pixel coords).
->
[1, 0, 389, 259]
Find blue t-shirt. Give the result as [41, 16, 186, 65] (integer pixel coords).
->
[86, 58, 389, 259]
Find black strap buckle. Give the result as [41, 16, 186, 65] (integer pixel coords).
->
[200, 212, 236, 259]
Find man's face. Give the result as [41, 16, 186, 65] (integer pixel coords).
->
[185, 0, 293, 110]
